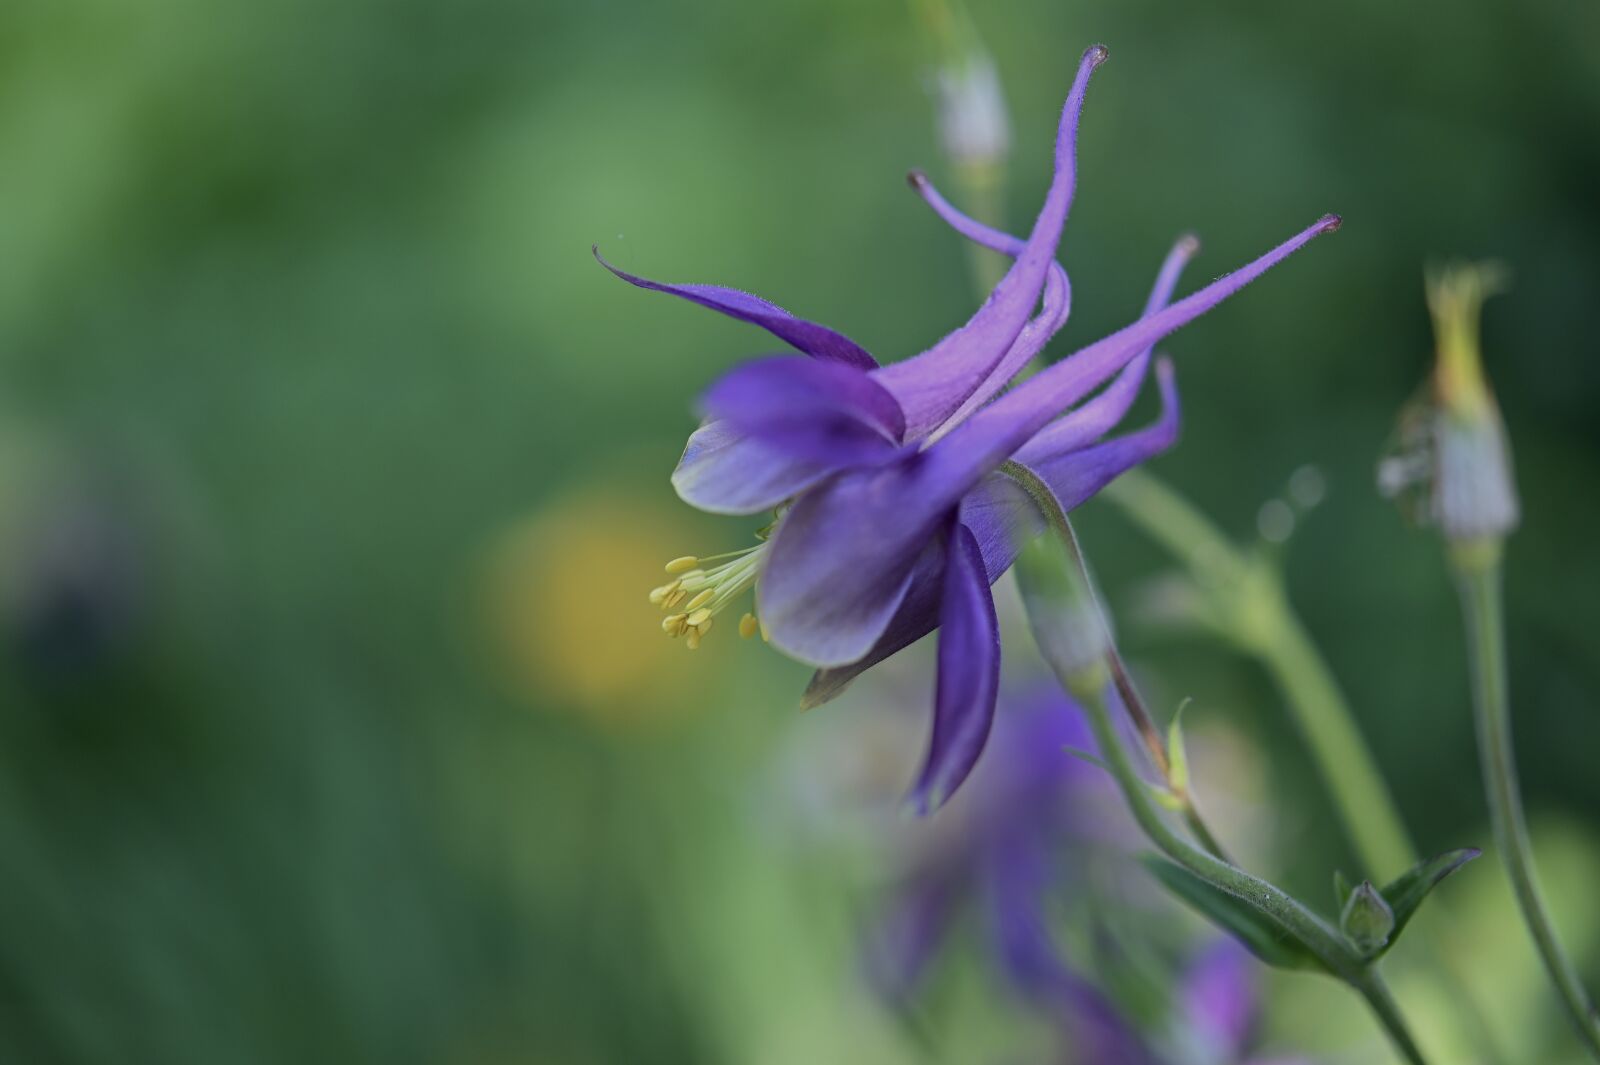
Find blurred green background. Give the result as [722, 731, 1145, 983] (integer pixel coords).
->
[2, 0, 1597, 1062]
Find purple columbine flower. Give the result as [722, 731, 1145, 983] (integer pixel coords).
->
[606, 45, 1339, 810]
[858, 688, 1317, 1064]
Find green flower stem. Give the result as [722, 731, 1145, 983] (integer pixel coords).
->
[1105, 613, 1233, 864]
[1102, 469, 1505, 1062]
[1005, 461, 1231, 863]
[1074, 679, 1428, 1065]
[1102, 469, 1415, 881]
[955, 160, 1008, 294]
[1258, 611, 1415, 880]
[1454, 551, 1600, 1058]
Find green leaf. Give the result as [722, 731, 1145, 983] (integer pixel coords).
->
[1167, 698, 1193, 795]
[1140, 855, 1324, 972]
[1376, 848, 1482, 952]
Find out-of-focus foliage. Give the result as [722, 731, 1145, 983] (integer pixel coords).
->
[0, 0, 1596, 1062]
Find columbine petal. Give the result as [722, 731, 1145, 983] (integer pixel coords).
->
[757, 470, 933, 667]
[798, 542, 945, 709]
[763, 216, 1335, 664]
[940, 217, 1331, 489]
[700, 355, 907, 464]
[872, 45, 1107, 440]
[673, 420, 851, 516]
[984, 840, 1153, 1063]
[1015, 234, 1197, 459]
[908, 215, 1340, 505]
[901, 171, 1071, 439]
[1016, 357, 1181, 508]
[593, 248, 878, 370]
[906, 521, 1001, 814]
[798, 473, 1039, 708]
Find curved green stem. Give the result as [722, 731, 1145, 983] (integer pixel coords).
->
[1455, 556, 1600, 1058]
[1102, 470, 1505, 1062]
[1075, 681, 1427, 1065]
[1103, 469, 1414, 880]
[1006, 461, 1232, 863]
[1259, 613, 1415, 881]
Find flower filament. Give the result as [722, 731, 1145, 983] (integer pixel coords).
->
[650, 538, 768, 649]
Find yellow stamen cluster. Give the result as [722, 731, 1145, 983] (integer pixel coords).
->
[649, 543, 768, 650]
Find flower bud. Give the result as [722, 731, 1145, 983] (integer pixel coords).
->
[1014, 526, 1109, 700]
[915, 0, 1010, 171]
[1378, 262, 1518, 563]
[934, 53, 1010, 172]
[1340, 879, 1395, 957]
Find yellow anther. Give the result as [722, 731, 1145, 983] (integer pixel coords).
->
[739, 613, 759, 639]
[653, 535, 770, 647]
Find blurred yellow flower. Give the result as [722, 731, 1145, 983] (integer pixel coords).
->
[478, 486, 729, 729]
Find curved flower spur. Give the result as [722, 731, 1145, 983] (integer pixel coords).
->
[600, 45, 1339, 812]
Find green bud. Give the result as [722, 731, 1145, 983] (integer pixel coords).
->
[1340, 879, 1396, 957]
[1014, 526, 1109, 700]
[1379, 262, 1518, 560]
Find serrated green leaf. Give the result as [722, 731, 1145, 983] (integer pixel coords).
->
[1376, 848, 1481, 953]
[1140, 855, 1325, 972]
[1167, 698, 1193, 795]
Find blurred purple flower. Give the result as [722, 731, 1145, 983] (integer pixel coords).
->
[863, 687, 1155, 1064]
[1175, 939, 1315, 1065]
[606, 45, 1338, 810]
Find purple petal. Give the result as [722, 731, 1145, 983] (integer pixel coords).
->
[798, 544, 945, 709]
[594, 248, 878, 370]
[872, 46, 1107, 441]
[905, 521, 1001, 814]
[797, 476, 1037, 708]
[900, 172, 1071, 437]
[916, 215, 1340, 499]
[1015, 235, 1198, 460]
[757, 474, 934, 667]
[983, 841, 1153, 1064]
[672, 420, 841, 515]
[1017, 357, 1181, 508]
[701, 355, 907, 463]
[954, 469, 1046, 578]
[774, 216, 1334, 673]
[1182, 938, 1260, 1056]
